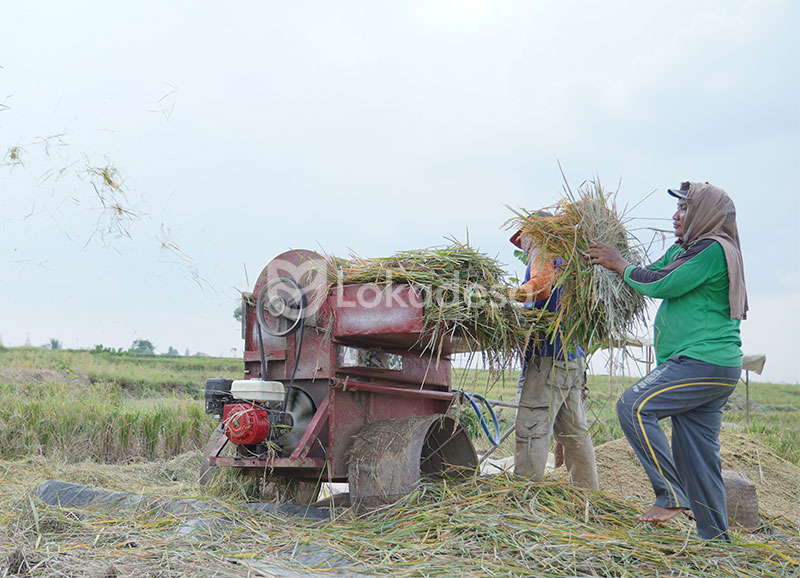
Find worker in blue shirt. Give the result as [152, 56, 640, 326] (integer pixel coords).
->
[510, 221, 598, 490]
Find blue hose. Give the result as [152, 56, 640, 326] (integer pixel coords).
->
[453, 390, 502, 446]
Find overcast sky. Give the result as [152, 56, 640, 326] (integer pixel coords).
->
[1, 0, 798, 383]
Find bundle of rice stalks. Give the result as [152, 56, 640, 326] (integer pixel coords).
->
[326, 239, 553, 371]
[507, 180, 648, 351]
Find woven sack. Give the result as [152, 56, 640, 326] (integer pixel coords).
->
[723, 469, 760, 531]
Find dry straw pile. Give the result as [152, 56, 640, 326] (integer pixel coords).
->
[507, 180, 648, 351]
[2, 465, 798, 577]
[311, 476, 800, 577]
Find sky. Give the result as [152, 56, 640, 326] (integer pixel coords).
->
[1, 0, 798, 383]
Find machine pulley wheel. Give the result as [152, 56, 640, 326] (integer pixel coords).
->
[256, 277, 307, 337]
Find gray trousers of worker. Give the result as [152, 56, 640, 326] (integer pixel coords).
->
[616, 355, 740, 541]
[515, 356, 598, 490]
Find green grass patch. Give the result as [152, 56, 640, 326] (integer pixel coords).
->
[723, 380, 800, 465]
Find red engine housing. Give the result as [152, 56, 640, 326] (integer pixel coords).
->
[222, 403, 270, 445]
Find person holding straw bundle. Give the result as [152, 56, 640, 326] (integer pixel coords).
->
[509, 214, 598, 491]
[586, 181, 746, 541]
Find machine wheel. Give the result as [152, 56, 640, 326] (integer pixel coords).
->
[348, 415, 477, 510]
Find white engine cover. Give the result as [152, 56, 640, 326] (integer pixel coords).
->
[230, 379, 285, 403]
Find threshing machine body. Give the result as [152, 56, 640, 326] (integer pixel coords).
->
[203, 250, 476, 502]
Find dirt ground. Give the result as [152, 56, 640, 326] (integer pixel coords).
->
[595, 427, 800, 525]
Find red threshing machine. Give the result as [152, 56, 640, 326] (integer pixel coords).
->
[201, 250, 479, 506]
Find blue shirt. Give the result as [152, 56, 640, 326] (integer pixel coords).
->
[523, 257, 585, 361]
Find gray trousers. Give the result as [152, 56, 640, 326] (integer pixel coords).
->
[616, 355, 740, 541]
[515, 356, 598, 490]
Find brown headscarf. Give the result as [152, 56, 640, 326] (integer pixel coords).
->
[676, 181, 748, 320]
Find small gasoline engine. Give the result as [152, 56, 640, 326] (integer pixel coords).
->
[205, 378, 301, 447]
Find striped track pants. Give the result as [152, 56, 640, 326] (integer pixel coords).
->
[616, 355, 740, 541]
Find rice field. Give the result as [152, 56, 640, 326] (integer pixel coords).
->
[0, 347, 232, 463]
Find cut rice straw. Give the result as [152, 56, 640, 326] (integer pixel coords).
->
[325, 238, 553, 375]
[506, 179, 648, 352]
[2, 461, 797, 578]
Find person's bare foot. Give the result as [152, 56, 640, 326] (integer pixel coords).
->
[635, 505, 687, 523]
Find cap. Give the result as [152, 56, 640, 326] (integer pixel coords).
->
[668, 181, 691, 199]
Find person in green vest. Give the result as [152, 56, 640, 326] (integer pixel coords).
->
[586, 181, 747, 541]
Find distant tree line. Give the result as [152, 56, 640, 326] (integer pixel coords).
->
[92, 340, 194, 357]
[18, 337, 203, 357]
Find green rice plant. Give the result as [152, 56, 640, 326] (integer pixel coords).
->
[0, 347, 233, 462]
[0, 389, 216, 462]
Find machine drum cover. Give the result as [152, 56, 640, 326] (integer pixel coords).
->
[222, 403, 271, 445]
